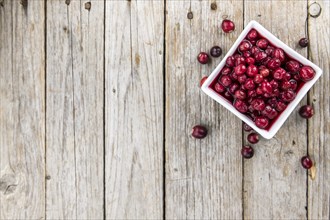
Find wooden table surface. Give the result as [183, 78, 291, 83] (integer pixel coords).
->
[1, 0, 329, 219]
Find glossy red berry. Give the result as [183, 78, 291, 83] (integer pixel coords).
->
[301, 155, 313, 169]
[286, 60, 300, 72]
[255, 116, 269, 129]
[247, 132, 259, 144]
[243, 122, 253, 132]
[210, 46, 222, 57]
[299, 66, 315, 82]
[247, 29, 258, 40]
[299, 38, 309, 47]
[299, 105, 314, 119]
[241, 145, 254, 159]
[221, 19, 235, 33]
[192, 125, 208, 139]
[256, 38, 269, 49]
[234, 99, 248, 113]
[197, 52, 209, 64]
[214, 82, 226, 93]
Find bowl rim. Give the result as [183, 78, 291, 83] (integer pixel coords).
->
[201, 20, 323, 139]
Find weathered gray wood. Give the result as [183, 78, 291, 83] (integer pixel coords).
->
[46, 0, 104, 219]
[105, 1, 164, 219]
[165, 1, 243, 219]
[0, 0, 45, 219]
[308, 1, 330, 219]
[243, 1, 308, 219]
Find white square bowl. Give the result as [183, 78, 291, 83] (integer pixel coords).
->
[201, 20, 322, 139]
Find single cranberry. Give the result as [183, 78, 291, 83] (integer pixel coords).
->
[263, 92, 272, 98]
[283, 72, 291, 81]
[243, 122, 253, 132]
[230, 71, 238, 80]
[272, 88, 280, 97]
[289, 79, 298, 90]
[192, 125, 208, 139]
[265, 46, 275, 56]
[299, 66, 315, 81]
[281, 89, 296, 102]
[261, 81, 272, 94]
[223, 90, 234, 101]
[239, 40, 252, 52]
[237, 74, 247, 84]
[267, 58, 281, 70]
[220, 75, 232, 87]
[210, 46, 222, 57]
[251, 98, 266, 111]
[243, 51, 251, 58]
[229, 82, 240, 94]
[254, 74, 264, 84]
[250, 40, 257, 46]
[197, 52, 209, 64]
[200, 76, 208, 87]
[273, 68, 286, 80]
[293, 73, 301, 81]
[247, 29, 258, 40]
[301, 155, 313, 169]
[268, 97, 278, 108]
[234, 89, 247, 100]
[299, 38, 309, 47]
[276, 101, 287, 112]
[256, 38, 269, 49]
[256, 87, 263, 95]
[270, 79, 279, 89]
[234, 99, 248, 113]
[259, 68, 270, 77]
[244, 78, 255, 90]
[226, 56, 235, 67]
[221, 19, 235, 33]
[299, 105, 314, 118]
[235, 56, 246, 66]
[262, 57, 272, 66]
[281, 81, 291, 90]
[247, 65, 258, 77]
[247, 90, 257, 98]
[254, 51, 268, 62]
[262, 105, 278, 119]
[286, 60, 300, 72]
[255, 116, 269, 129]
[272, 48, 285, 63]
[214, 82, 226, 93]
[247, 132, 259, 144]
[251, 46, 261, 55]
[235, 64, 247, 75]
[241, 145, 254, 159]
[246, 57, 255, 65]
[221, 67, 232, 75]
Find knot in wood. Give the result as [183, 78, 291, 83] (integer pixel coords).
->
[85, 2, 91, 11]
[187, 12, 193, 20]
[210, 2, 217, 10]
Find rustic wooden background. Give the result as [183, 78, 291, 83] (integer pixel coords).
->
[0, 0, 329, 219]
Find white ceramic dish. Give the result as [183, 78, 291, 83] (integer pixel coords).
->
[201, 20, 322, 139]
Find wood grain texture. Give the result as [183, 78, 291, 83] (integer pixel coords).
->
[46, 0, 104, 219]
[105, 1, 164, 219]
[308, 1, 330, 219]
[243, 1, 308, 219]
[0, 0, 45, 219]
[165, 1, 243, 219]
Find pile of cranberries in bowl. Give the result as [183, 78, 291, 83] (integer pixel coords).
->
[209, 28, 316, 130]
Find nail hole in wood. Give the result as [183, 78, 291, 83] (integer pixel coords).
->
[210, 2, 217, 10]
[46, 175, 51, 180]
[187, 11, 193, 19]
[65, 0, 70, 5]
[112, 89, 116, 93]
[85, 2, 91, 11]
[292, 140, 296, 145]
[308, 2, 322, 18]
[20, 0, 27, 7]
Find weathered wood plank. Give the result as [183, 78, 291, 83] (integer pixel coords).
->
[243, 1, 308, 219]
[308, 1, 330, 219]
[105, 1, 164, 218]
[0, 0, 45, 219]
[46, 0, 104, 219]
[165, 1, 243, 219]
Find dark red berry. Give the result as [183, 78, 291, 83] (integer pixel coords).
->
[246, 57, 255, 65]
[239, 40, 252, 52]
[299, 38, 309, 47]
[260, 81, 272, 94]
[299, 105, 314, 119]
[221, 19, 235, 33]
[280, 89, 296, 102]
[281, 81, 291, 90]
[243, 51, 251, 58]
[299, 66, 315, 82]
[226, 56, 235, 67]
[273, 68, 286, 80]
[247, 29, 258, 40]
[246, 65, 258, 77]
[256, 38, 269, 49]
[200, 76, 208, 87]
[234, 99, 248, 113]
[247, 132, 259, 144]
[210, 46, 222, 57]
[241, 145, 254, 159]
[247, 90, 257, 98]
[228, 83, 240, 94]
[259, 68, 270, 77]
[235, 56, 246, 66]
[235, 64, 247, 75]
[255, 116, 269, 129]
[197, 52, 209, 64]
[221, 67, 232, 75]
[272, 48, 285, 63]
[243, 122, 253, 132]
[301, 155, 313, 169]
[234, 89, 247, 100]
[244, 78, 255, 90]
[251, 98, 266, 111]
[253, 74, 264, 84]
[276, 101, 287, 112]
[214, 82, 226, 93]
[267, 58, 281, 70]
[192, 125, 208, 139]
[286, 60, 300, 72]
[254, 51, 267, 62]
[220, 75, 232, 87]
[237, 74, 247, 84]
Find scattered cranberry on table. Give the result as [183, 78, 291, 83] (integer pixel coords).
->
[192, 125, 208, 139]
[210, 46, 222, 57]
[247, 132, 259, 144]
[301, 155, 313, 169]
[299, 105, 314, 119]
[243, 122, 253, 132]
[299, 38, 309, 47]
[197, 52, 209, 64]
[221, 19, 235, 33]
[241, 145, 254, 159]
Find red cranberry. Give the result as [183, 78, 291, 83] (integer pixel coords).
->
[251, 98, 266, 111]
[256, 38, 269, 49]
[239, 40, 252, 52]
[247, 29, 258, 40]
[235, 64, 247, 75]
[262, 105, 278, 119]
[234, 89, 247, 100]
[197, 52, 209, 64]
[259, 68, 270, 77]
[289, 79, 298, 90]
[268, 97, 278, 108]
[247, 132, 259, 144]
[192, 125, 208, 139]
[223, 90, 234, 101]
[299, 66, 315, 81]
[243, 51, 251, 58]
[255, 116, 269, 129]
[234, 99, 248, 113]
[235, 56, 246, 66]
[246, 57, 255, 65]
[293, 73, 301, 81]
[280, 89, 296, 102]
[262, 57, 272, 66]
[254, 51, 267, 62]
[214, 82, 226, 93]
[237, 74, 247, 84]
[221, 67, 232, 75]
[256, 87, 263, 95]
[241, 145, 254, 159]
[299, 38, 309, 48]
[229, 83, 240, 94]
[247, 65, 258, 77]
[243, 122, 253, 132]
[220, 75, 232, 87]
[265, 46, 275, 56]
[234, 54, 241, 59]
[299, 105, 314, 118]
[200, 76, 208, 87]
[281, 81, 291, 90]
[247, 90, 257, 98]
[273, 68, 286, 80]
[221, 19, 235, 33]
[250, 40, 256, 46]
[276, 101, 287, 112]
[272, 88, 280, 97]
[210, 46, 222, 57]
[251, 46, 261, 55]
[254, 74, 264, 84]
[270, 79, 279, 89]
[272, 48, 285, 63]
[301, 155, 313, 169]
[267, 58, 281, 70]
[244, 78, 255, 90]
[283, 72, 291, 81]
[230, 71, 238, 80]
[286, 60, 300, 72]
[260, 81, 272, 94]
[226, 56, 235, 67]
